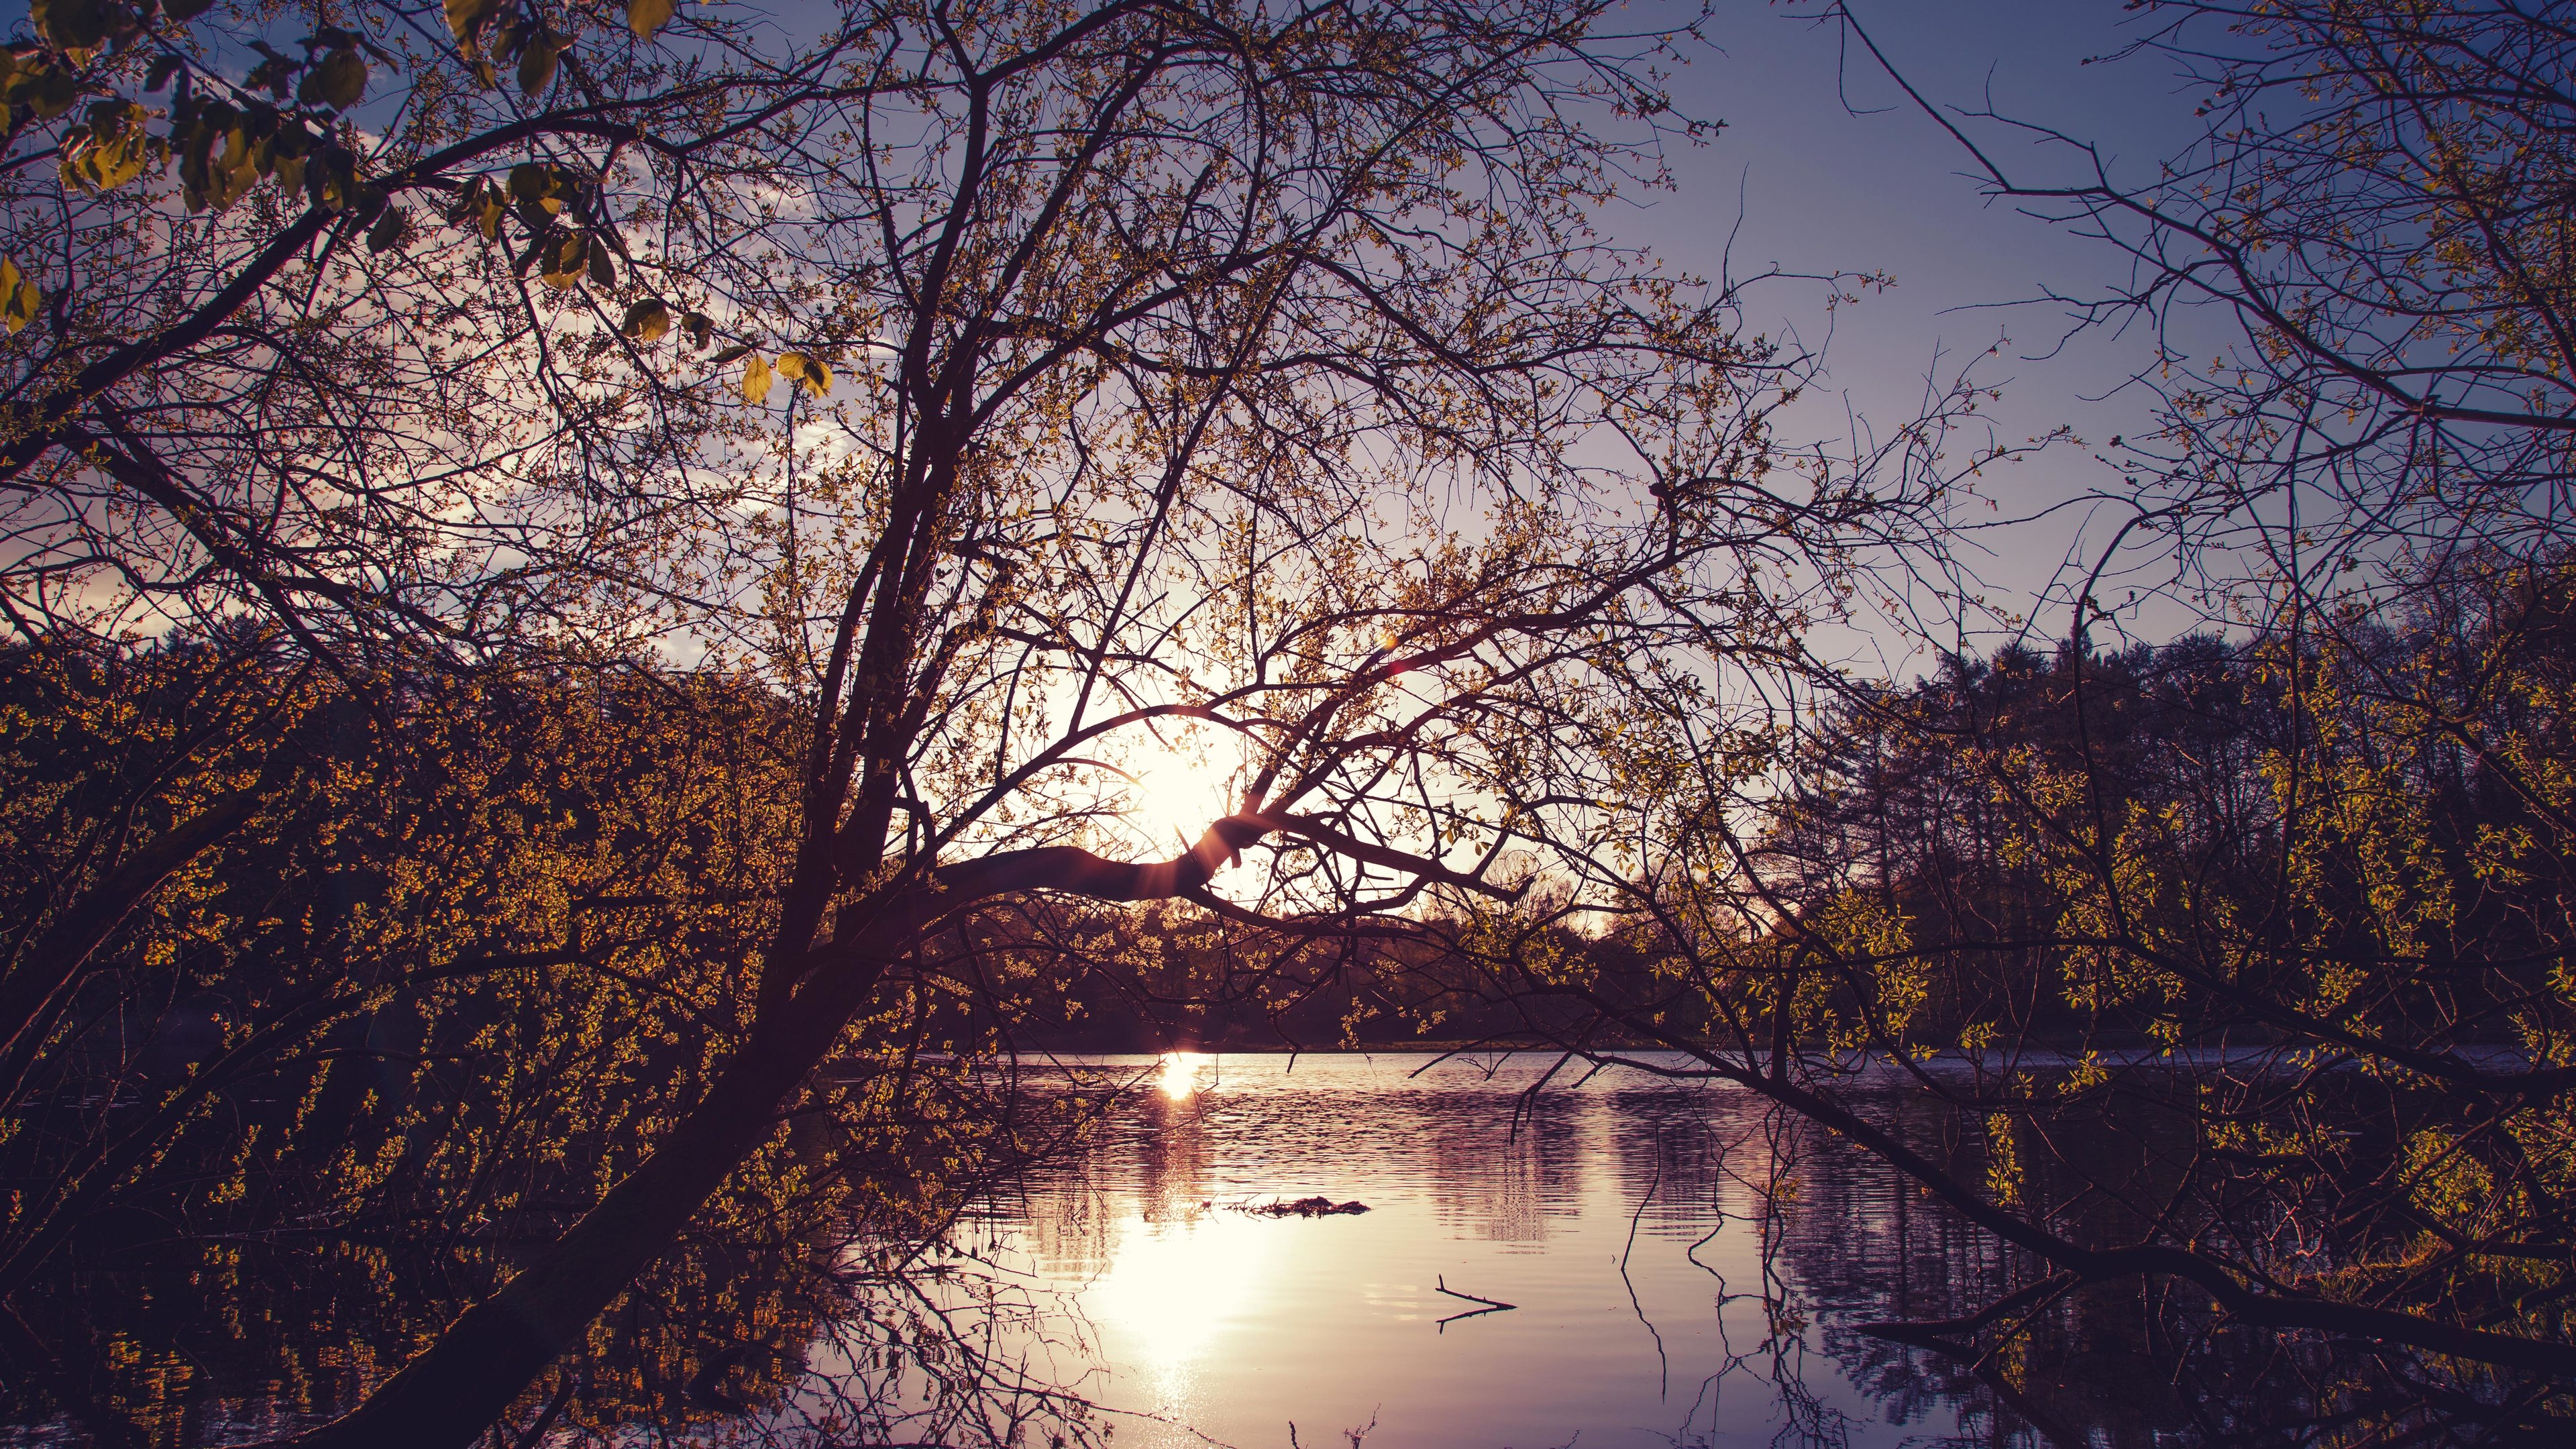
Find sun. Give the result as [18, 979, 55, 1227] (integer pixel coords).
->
[1153, 1050, 1208, 1100]
[1118, 733, 1241, 851]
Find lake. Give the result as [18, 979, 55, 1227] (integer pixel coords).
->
[859, 1052, 2078, 1449]
[6, 1050, 2440, 1447]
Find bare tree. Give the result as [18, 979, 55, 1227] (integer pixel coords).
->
[1827, 0, 2576, 614]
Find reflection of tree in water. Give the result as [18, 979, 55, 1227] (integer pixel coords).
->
[13, 1224, 1101, 1449]
[1756, 1086, 2567, 1447]
[62, 1065, 2528, 1448]
[1426, 1090, 1585, 1245]
[1, 1074, 1115, 1449]
[1340, 1075, 2574, 1448]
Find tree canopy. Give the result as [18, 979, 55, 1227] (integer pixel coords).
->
[9, 0, 2575, 1444]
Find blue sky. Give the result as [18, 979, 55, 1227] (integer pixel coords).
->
[1628, 1, 2222, 659]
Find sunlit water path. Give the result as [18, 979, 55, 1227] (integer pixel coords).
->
[934, 1053, 1978, 1449]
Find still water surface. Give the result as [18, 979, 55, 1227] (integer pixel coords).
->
[0, 1049, 2062, 1449]
[0, 1049, 2483, 1445]
[934, 1053, 1982, 1449]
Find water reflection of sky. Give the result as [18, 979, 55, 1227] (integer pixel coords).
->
[948, 1053, 1970, 1449]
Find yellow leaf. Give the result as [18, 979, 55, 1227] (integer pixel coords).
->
[741, 352, 773, 404]
[0, 258, 42, 333]
[446, 0, 504, 44]
[775, 351, 832, 396]
[541, 233, 586, 290]
[621, 299, 672, 343]
[628, 0, 677, 40]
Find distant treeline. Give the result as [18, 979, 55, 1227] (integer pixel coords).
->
[1027, 565, 2576, 1070]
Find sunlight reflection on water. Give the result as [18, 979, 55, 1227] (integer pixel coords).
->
[1085, 1207, 1276, 1394]
[949, 1052, 1972, 1449]
[1152, 1049, 1208, 1102]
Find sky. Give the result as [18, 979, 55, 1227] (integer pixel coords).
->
[1621, 1, 2224, 665]
[1147, 3, 2235, 863]
[0, 0, 2228, 672]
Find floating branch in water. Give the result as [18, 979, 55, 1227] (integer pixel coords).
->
[1236, 1195, 1371, 1217]
[1434, 1274, 1518, 1330]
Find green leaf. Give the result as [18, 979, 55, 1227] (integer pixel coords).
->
[305, 148, 359, 211]
[4, 58, 79, 119]
[146, 56, 182, 91]
[682, 311, 712, 349]
[585, 236, 616, 288]
[298, 49, 368, 111]
[627, 0, 676, 41]
[195, 124, 259, 212]
[508, 163, 561, 207]
[621, 299, 672, 343]
[163, 0, 215, 18]
[445, 0, 503, 45]
[541, 233, 586, 290]
[245, 57, 295, 98]
[60, 106, 154, 194]
[449, 179, 508, 241]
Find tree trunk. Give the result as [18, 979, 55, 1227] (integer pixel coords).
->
[280, 951, 888, 1449]
[274, 822, 1267, 1449]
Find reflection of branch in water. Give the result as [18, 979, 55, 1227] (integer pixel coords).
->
[1434, 1274, 1519, 1330]
[1288, 1409, 1381, 1449]
[1870, 1328, 2087, 1449]
[1507, 1046, 1580, 1143]
[504, 1375, 576, 1449]
[1619, 1128, 1668, 1396]
[1685, 1113, 1764, 1283]
[1097, 1399, 1250, 1449]
[0, 1301, 143, 1449]
[1855, 1271, 2079, 1361]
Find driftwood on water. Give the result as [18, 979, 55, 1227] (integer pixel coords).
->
[1235, 1195, 1371, 1217]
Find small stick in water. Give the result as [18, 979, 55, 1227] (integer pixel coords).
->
[1434, 1274, 1518, 1330]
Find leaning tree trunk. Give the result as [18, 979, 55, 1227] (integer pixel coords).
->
[280, 944, 892, 1449]
[277, 824, 1264, 1449]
